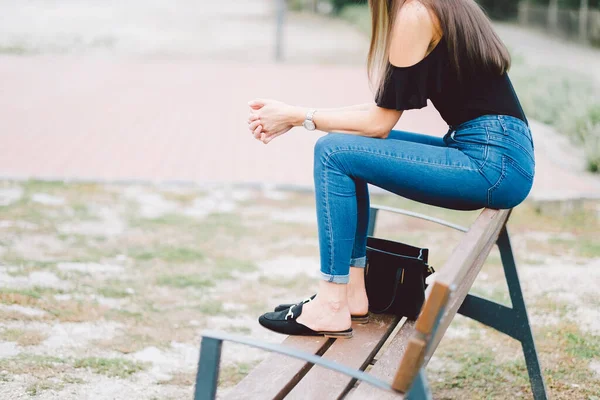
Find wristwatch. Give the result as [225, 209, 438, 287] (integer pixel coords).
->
[303, 109, 317, 131]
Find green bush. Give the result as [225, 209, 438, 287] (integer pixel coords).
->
[558, 103, 600, 172]
[331, 0, 366, 13]
[340, 4, 372, 35]
[511, 66, 600, 173]
[476, 0, 520, 20]
[531, 0, 600, 9]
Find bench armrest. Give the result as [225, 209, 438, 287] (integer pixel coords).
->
[370, 204, 469, 232]
[195, 330, 394, 399]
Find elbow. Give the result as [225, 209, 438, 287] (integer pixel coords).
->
[378, 129, 391, 139]
[369, 125, 391, 139]
[366, 108, 396, 139]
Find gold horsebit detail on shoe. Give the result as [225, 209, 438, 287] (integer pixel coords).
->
[285, 307, 295, 320]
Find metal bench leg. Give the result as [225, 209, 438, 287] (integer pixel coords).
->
[405, 369, 432, 400]
[497, 228, 548, 400]
[368, 207, 378, 237]
[194, 337, 223, 400]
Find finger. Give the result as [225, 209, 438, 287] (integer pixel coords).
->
[247, 115, 259, 124]
[265, 132, 281, 144]
[264, 135, 275, 144]
[249, 120, 261, 131]
[248, 98, 267, 110]
[253, 125, 262, 138]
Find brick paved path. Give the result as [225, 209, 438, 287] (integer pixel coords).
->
[0, 1, 598, 200]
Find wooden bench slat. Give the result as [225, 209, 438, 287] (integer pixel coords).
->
[415, 282, 451, 336]
[222, 336, 330, 400]
[345, 320, 415, 400]
[285, 314, 399, 400]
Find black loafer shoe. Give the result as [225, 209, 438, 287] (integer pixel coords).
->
[274, 295, 370, 324]
[259, 303, 353, 339]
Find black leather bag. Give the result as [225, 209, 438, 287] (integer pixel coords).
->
[365, 237, 434, 320]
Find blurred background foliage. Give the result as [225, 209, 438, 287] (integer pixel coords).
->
[325, 0, 600, 18]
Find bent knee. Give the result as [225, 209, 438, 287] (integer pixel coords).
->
[314, 133, 345, 160]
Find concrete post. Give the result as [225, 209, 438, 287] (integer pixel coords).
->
[519, 0, 530, 27]
[548, 0, 559, 31]
[579, 0, 589, 43]
[275, 0, 286, 62]
[311, 0, 318, 13]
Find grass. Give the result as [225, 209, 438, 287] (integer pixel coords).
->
[212, 257, 258, 280]
[61, 375, 85, 384]
[434, 350, 529, 393]
[548, 237, 600, 258]
[130, 213, 197, 229]
[130, 246, 204, 263]
[196, 300, 226, 316]
[218, 361, 260, 387]
[0, 286, 62, 300]
[46, 300, 107, 322]
[156, 274, 214, 289]
[563, 331, 600, 360]
[258, 273, 317, 290]
[470, 285, 511, 306]
[1, 181, 599, 398]
[97, 285, 132, 299]
[161, 372, 196, 386]
[105, 308, 144, 323]
[26, 380, 64, 397]
[96, 333, 164, 354]
[0, 44, 36, 56]
[73, 357, 147, 378]
[224, 326, 252, 335]
[0, 354, 69, 376]
[0, 328, 47, 346]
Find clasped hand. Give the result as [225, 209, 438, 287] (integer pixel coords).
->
[247, 99, 297, 145]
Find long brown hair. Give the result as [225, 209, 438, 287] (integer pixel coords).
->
[368, 0, 511, 93]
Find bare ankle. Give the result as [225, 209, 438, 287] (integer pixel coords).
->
[321, 299, 346, 312]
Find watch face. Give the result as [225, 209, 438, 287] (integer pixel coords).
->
[303, 120, 316, 131]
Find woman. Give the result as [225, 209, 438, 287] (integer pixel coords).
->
[247, 0, 534, 338]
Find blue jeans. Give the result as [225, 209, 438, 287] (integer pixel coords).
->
[314, 115, 535, 284]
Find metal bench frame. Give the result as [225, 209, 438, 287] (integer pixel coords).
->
[193, 205, 548, 400]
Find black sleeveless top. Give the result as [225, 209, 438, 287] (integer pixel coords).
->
[375, 37, 528, 127]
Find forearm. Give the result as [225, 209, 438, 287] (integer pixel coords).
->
[290, 105, 401, 138]
[317, 103, 373, 113]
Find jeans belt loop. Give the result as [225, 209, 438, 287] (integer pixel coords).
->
[498, 115, 507, 133]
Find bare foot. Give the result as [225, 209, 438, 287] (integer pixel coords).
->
[347, 289, 369, 316]
[296, 298, 352, 332]
[348, 267, 369, 315]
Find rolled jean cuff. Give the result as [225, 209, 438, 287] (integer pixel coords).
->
[350, 256, 367, 268]
[320, 271, 350, 284]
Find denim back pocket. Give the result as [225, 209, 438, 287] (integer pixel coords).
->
[486, 120, 535, 167]
[487, 156, 534, 209]
[446, 127, 489, 170]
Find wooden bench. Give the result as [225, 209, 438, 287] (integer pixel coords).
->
[193, 205, 548, 400]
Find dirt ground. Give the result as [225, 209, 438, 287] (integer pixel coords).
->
[0, 180, 598, 399]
